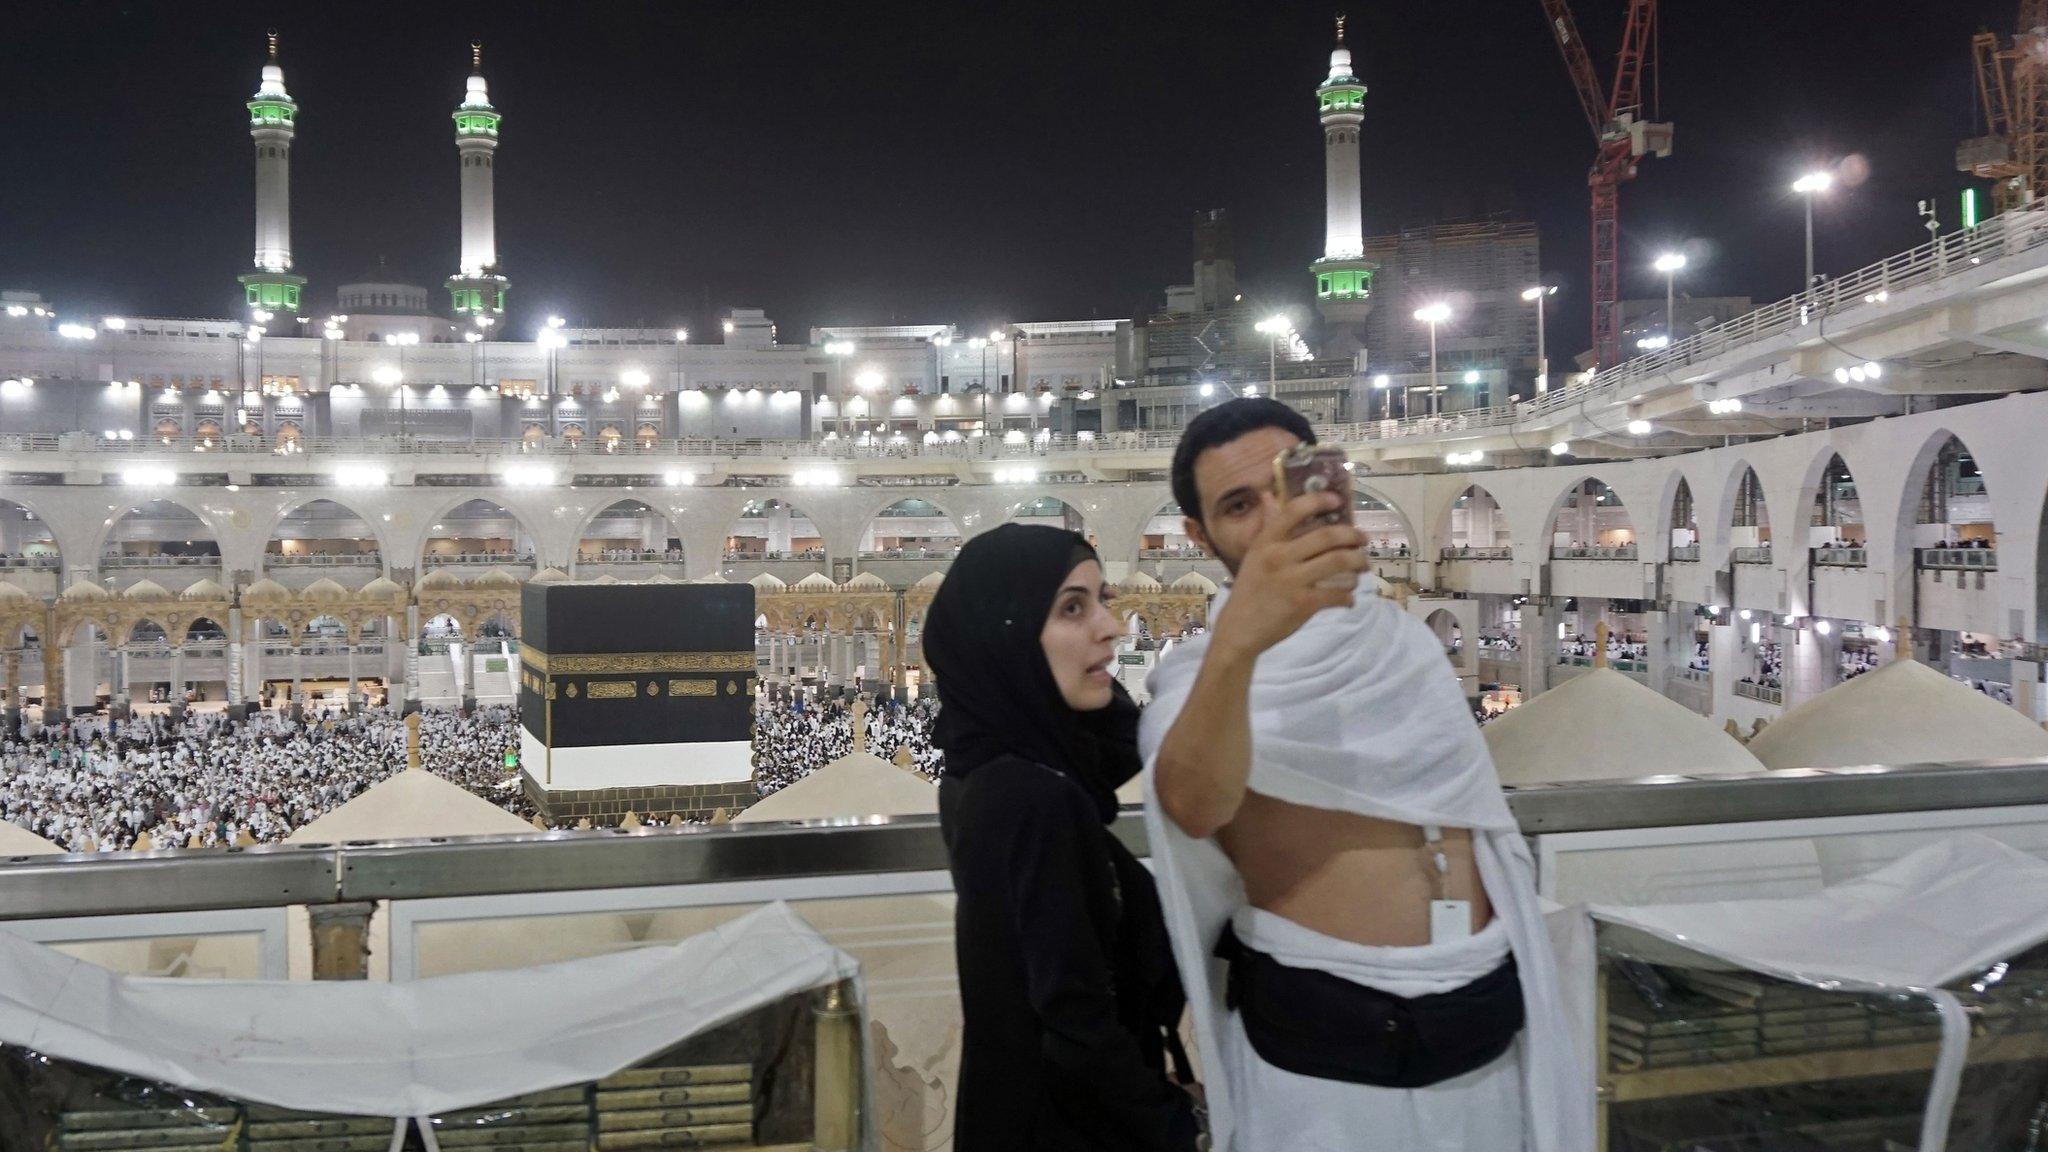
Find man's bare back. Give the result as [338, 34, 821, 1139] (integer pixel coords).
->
[1217, 790, 1494, 948]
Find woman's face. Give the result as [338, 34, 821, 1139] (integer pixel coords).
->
[1041, 559, 1123, 712]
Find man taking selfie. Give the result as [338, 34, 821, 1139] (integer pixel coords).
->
[1138, 398, 1587, 1151]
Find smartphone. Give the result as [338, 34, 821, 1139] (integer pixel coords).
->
[1272, 444, 1354, 534]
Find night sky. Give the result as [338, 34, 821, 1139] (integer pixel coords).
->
[0, 0, 2013, 358]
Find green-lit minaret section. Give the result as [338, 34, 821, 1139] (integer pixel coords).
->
[449, 51, 508, 320]
[455, 107, 500, 138]
[241, 36, 304, 317]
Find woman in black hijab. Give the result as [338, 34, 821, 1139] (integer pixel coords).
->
[923, 523, 1199, 1152]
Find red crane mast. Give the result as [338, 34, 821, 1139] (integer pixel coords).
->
[1539, 0, 1673, 369]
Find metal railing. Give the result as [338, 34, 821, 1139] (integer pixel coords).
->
[724, 550, 827, 562]
[1732, 547, 1775, 565]
[1551, 544, 1638, 560]
[1920, 547, 1998, 571]
[99, 554, 221, 569]
[1441, 546, 1513, 560]
[265, 552, 382, 567]
[576, 550, 687, 564]
[1676, 666, 1709, 684]
[1813, 546, 1868, 568]
[1366, 546, 1413, 559]
[422, 552, 534, 568]
[1559, 654, 1647, 671]
[1139, 547, 1207, 559]
[1734, 680, 1784, 704]
[1670, 544, 1700, 562]
[0, 554, 59, 570]
[856, 548, 958, 560]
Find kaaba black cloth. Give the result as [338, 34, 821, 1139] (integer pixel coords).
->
[923, 524, 1196, 1152]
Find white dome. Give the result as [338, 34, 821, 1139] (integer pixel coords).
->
[736, 751, 937, 823]
[793, 573, 838, 591]
[179, 577, 229, 601]
[472, 567, 521, 589]
[301, 577, 349, 601]
[122, 579, 172, 601]
[417, 567, 468, 590]
[0, 819, 63, 857]
[1484, 667, 1763, 785]
[529, 567, 570, 584]
[912, 572, 945, 590]
[241, 577, 292, 603]
[360, 575, 405, 597]
[1747, 659, 2048, 771]
[845, 572, 889, 591]
[0, 583, 33, 603]
[1169, 572, 1218, 594]
[1123, 571, 1163, 593]
[60, 580, 109, 601]
[693, 573, 729, 584]
[749, 573, 787, 591]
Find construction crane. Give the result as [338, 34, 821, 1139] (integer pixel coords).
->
[1959, 0, 2048, 214]
[1538, 0, 1673, 369]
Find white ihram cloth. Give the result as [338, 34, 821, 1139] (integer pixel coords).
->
[1138, 586, 1591, 1152]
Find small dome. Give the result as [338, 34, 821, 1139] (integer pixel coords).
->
[1123, 571, 1163, 593]
[301, 577, 349, 601]
[749, 573, 787, 591]
[641, 573, 679, 584]
[587, 574, 620, 585]
[845, 572, 889, 591]
[913, 572, 945, 590]
[359, 575, 405, 597]
[1747, 659, 2048, 770]
[178, 577, 228, 601]
[417, 567, 468, 590]
[122, 579, 172, 601]
[793, 573, 838, 591]
[241, 577, 292, 603]
[736, 750, 937, 823]
[529, 567, 569, 583]
[1170, 572, 1219, 594]
[473, 567, 521, 589]
[0, 583, 34, 603]
[61, 580, 109, 601]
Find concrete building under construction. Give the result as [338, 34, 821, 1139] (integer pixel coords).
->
[1355, 216, 1542, 401]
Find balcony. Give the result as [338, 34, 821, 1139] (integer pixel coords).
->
[266, 551, 382, 568]
[1440, 546, 1513, 561]
[1670, 544, 1700, 562]
[1919, 547, 1997, 571]
[1551, 544, 1638, 560]
[1732, 547, 1774, 565]
[1813, 546, 1867, 568]
[1734, 680, 1783, 704]
[0, 554, 59, 570]
[422, 552, 535, 570]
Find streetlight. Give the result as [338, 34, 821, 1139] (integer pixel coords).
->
[1254, 314, 1289, 388]
[823, 340, 855, 436]
[1520, 286, 1557, 393]
[536, 326, 566, 396]
[1413, 302, 1452, 417]
[1653, 253, 1686, 347]
[1792, 171, 1833, 291]
[372, 363, 405, 438]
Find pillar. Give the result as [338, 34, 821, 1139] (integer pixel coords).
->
[1782, 624, 1839, 710]
[2012, 660, 2048, 723]
[169, 644, 187, 721]
[403, 604, 421, 712]
[226, 607, 247, 719]
[346, 642, 361, 713]
[768, 503, 794, 555]
[1575, 486, 1596, 547]
[2, 649, 18, 736]
[1519, 603, 1558, 697]
[1644, 610, 1674, 694]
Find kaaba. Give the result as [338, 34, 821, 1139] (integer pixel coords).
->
[518, 581, 759, 823]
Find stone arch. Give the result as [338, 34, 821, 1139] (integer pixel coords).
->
[1661, 473, 1699, 557]
[725, 499, 829, 565]
[1351, 484, 1417, 552]
[1422, 607, 1463, 654]
[572, 498, 681, 562]
[1712, 460, 1774, 556]
[1436, 484, 1513, 552]
[417, 497, 543, 570]
[1007, 495, 1095, 546]
[1541, 476, 1637, 553]
[183, 616, 228, 641]
[125, 617, 172, 646]
[860, 498, 963, 557]
[420, 611, 466, 641]
[1793, 449, 1865, 547]
[261, 496, 388, 569]
[91, 497, 224, 565]
[0, 496, 59, 565]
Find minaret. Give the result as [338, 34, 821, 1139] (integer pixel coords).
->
[239, 32, 305, 318]
[446, 43, 509, 321]
[1311, 16, 1375, 356]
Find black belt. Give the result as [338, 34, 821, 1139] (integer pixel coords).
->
[1215, 923, 1524, 1089]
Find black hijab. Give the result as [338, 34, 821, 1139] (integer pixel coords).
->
[923, 523, 1141, 822]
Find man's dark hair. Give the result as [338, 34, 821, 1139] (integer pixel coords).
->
[1169, 397, 1316, 524]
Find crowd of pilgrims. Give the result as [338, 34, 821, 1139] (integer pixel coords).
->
[1558, 632, 1648, 665]
[750, 691, 943, 796]
[0, 706, 534, 852]
[0, 688, 947, 852]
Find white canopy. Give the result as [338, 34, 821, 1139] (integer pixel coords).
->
[1485, 667, 1762, 784]
[1746, 658, 2048, 770]
[0, 820, 63, 856]
[285, 768, 534, 844]
[736, 751, 936, 823]
[0, 901, 858, 1117]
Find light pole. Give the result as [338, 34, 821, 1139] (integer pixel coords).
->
[372, 363, 404, 438]
[823, 340, 854, 436]
[1254, 314, 1289, 388]
[537, 324, 566, 399]
[1792, 171, 1833, 291]
[673, 328, 689, 392]
[1413, 302, 1452, 417]
[1520, 286, 1556, 393]
[1653, 253, 1686, 345]
[968, 337, 988, 438]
